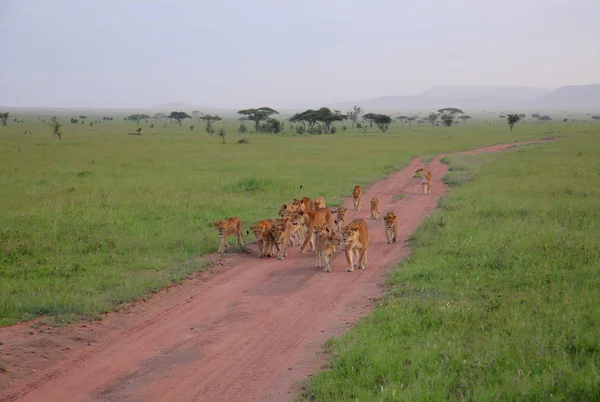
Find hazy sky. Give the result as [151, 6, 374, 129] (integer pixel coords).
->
[2, 0, 599, 109]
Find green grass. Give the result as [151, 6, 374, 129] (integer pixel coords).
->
[302, 133, 600, 401]
[0, 115, 596, 326]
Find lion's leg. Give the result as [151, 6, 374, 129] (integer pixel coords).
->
[358, 248, 367, 270]
[300, 225, 314, 253]
[258, 239, 265, 258]
[345, 247, 354, 272]
[324, 253, 332, 273]
[217, 236, 227, 254]
[237, 231, 244, 247]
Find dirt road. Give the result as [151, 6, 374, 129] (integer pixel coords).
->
[0, 139, 555, 401]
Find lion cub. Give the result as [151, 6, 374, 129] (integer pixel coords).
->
[414, 168, 432, 195]
[383, 211, 398, 244]
[250, 219, 278, 258]
[352, 185, 363, 211]
[314, 223, 342, 273]
[332, 206, 348, 231]
[370, 197, 380, 220]
[314, 196, 326, 209]
[342, 219, 369, 272]
[212, 217, 244, 254]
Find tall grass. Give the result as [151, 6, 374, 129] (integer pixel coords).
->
[302, 132, 600, 400]
[0, 116, 595, 325]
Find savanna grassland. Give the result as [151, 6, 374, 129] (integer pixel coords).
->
[302, 131, 600, 400]
[0, 114, 595, 330]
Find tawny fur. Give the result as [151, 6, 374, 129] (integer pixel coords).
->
[314, 197, 326, 210]
[212, 217, 244, 254]
[352, 185, 363, 211]
[342, 219, 369, 272]
[370, 197, 380, 220]
[295, 208, 335, 253]
[383, 211, 398, 244]
[331, 206, 348, 231]
[415, 168, 432, 195]
[250, 219, 279, 258]
[314, 223, 342, 272]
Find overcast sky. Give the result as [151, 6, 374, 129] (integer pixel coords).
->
[2, 0, 599, 109]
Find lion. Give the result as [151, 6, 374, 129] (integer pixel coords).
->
[295, 208, 335, 253]
[314, 196, 326, 209]
[341, 219, 369, 272]
[250, 219, 279, 258]
[212, 217, 244, 254]
[278, 202, 298, 217]
[370, 197, 380, 220]
[331, 206, 348, 231]
[352, 185, 362, 211]
[414, 168, 432, 195]
[272, 217, 293, 260]
[314, 223, 342, 273]
[292, 197, 314, 212]
[383, 211, 397, 244]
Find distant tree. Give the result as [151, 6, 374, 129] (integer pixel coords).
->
[362, 113, 377, 128]
[259, 118, 282, 134]
[237, 107, 278, 132]
[441, 115, 454, 127]
[168, 111, 191, 126]
[89, 122, 94, 129]
[406, 116, 418, 126]
[238, 122, 248, 133]
[373, 114, 392, 132]
[506, 114, 521, 131]
[538, 115, 552, 122]
[426, 112, 439, 126]
[192, 110, 203, 119]
[437, 108, 464, 116]
[189, 124, 195, 131]
[50, 116, 62, 141]
[458, 115, 472, 124]
[153, 113, 166, 121]
[518, 113, 526, 119]
[499, 115, 506, 121]
[395, 115, 408, 124]
[127, 113, 150, 127]
[201, 115, 222, 134]
[150, 123, 154, 128]
[563, 118, 568, 123]
[531, 113, 540, 120]
[0, 112, 9, 126]
[346, 105, 362, 128]
[136, 127, 142, 135]
[314, 108, 346, 133]
[591, 115, 600, 121]
[289, 110, 314, 131]
[219, 128, 226, 144]
[79, 115, 87, 123]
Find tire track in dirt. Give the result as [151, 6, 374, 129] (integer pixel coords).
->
[0, 139, 557, 402]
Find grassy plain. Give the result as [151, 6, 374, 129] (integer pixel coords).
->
[0, 114, 595, 326]
[302, 132, 600, 400]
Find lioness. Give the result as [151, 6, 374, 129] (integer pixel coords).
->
[295, 208, 335, 253]
[314, 223, 341, 273]
[278, 202, 298, 217]
[414, 168, 432, 195]
[314, 197, 326, 209]
[352, 185, 362, 211]
[272, 218, 293, 260]
[292, 197, 314, 212]
[383, 211, 397, 244]
[331, 206, 348, 231]
[342, 219, 369, 272]
[370, 197, 380, 220]
[212, 217, 244, 254]
[250, 219, 278, 258]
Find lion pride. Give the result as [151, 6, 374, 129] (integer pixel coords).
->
[383, 211, 397, 244]
[352, 185, 362, 211]
[212, 217, 244, 254]
[342, 219, 369, 272]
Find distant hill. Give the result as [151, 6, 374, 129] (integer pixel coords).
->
[325, 84, 600, 112]
[534, 84, 600, 109]
[419, 85, 550, 100]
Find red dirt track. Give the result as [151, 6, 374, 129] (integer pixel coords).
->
[0, 139, 555, 402]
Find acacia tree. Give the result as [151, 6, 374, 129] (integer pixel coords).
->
[50, 116, 62, 141]
[395, 115, 408, 124]
[373, 114, 392, 132]
[153, 113, 166, 121]
[591, 115, 600, 121]
[426, 112, 439, 126]
[538, 115, 552, 122]
[406, 116, 418, 126]
[531, 113, 540, 120]
[438, 108, 464, 116]
[79, 115, 87, 123]
[192, 110, 203, 119]
[237, 107, 278, 132]
[201, 115, 222, 134]
[506, 114, 521, 131]
[0, 112, 9, 126]
[346, 105, 362, 128]
[168, 111, 191, 126]
[289, 110, 316, 131]
[127, 113, 150, 127]
[314, 108, 346, 133]
[362, 113, 378, 128]
[458, 115, 472, 124]
[441, 115, 454, 127]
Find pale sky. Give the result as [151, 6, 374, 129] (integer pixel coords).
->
[2, 0, 599, 109]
